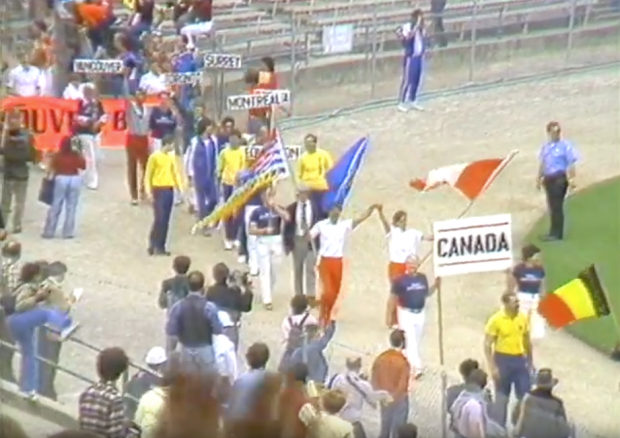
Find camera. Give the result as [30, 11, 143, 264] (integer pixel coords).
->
[229, 269, 251, 290]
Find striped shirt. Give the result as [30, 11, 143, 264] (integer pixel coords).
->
[126, 102, 150, 136]
[79, 381, 126, 438]
[0, 258, 21, 295]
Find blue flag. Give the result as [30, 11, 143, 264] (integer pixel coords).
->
[321, 137, 369, 213]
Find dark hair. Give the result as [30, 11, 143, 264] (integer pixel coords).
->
[245, 343, 270, 369]
[389, 329, 406, 349]
[19, 262, 41, 283]
[212, 263, 230, 284]
[173, 256, 191, 275]
[97, 347, 129, 381]
[397, 423, 419, 438]
[411, 8, 423, 20]
[501, 291, 516, 304]
[187, 271, 205, 292]
[458, 359, 479, 380]
[1, 241, 21, 258]
[35, 260, 51, 281]
[304, 133, 318, 143]
[58, 136, 75, 154]
[392, 210, 407, 225]
[221, 116, 235, 126]
[261, 56, 275, 73]
[289, 295, 309, 315]
[286, 362, 309, 383]
[196, 118, 213, 136]
[521, 244, 541, 261]
[33, 20, 48, 33]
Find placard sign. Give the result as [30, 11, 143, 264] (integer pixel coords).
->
[433, 214, 513, 277]
[247, 144, 302, 161]
[165, 72, 203, 85]
[73, 59, 124, 74]
[203, 53, 243, 70]
[226, 89, 291, 111]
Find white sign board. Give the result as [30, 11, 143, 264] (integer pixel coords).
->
[322, 24, 354, 54]
[433, 214, 513, 277]
[226, 89, 291, 111]
[73, 59, 124, 74]
[247, 144, 302, 161]
[203, 53, 243, 70]
[165, 72, 203, 85]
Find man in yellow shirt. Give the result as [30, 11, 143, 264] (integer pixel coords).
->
[484, 291, 533, 426]
[296, 134, 333, 216]
[217, 129, 247, 250]
[144, 137, 183, 256]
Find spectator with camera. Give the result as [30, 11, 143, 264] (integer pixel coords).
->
[1, 110, 37, 234]
[166, 270, 223, 373]
[206, 262, 254, 349]
[42, 136, 87, 240]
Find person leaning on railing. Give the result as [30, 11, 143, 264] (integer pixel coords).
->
[0, 238, 19, 384]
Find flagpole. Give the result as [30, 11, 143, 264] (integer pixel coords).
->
[595, 264, 620, 349]
[435, 281, 449, 438]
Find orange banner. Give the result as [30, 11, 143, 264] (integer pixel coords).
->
[1, 96, 160, 151]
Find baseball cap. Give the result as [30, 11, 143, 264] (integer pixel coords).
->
[145, 347, 167, 366]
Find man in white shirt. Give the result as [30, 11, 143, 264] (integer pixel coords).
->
[139, 63, 168, 95]
[309, 204, 377, 325]
[6, 54, 44, 97]
[376, 206, 432, 327]
[62, 74, 85, 100]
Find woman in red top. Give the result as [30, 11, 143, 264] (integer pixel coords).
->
[42, 136, 87, 240]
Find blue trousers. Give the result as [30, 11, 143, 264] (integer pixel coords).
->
[149, 187, 174, 252]
[195, 184, 218, 222]
[178, 344, 216, 374]
[221, 184, 240, 241]
[399, 55, 424, 104]
[493, 352, 531, 425]
[7, 307, 72, 394]
[379, 397, 409, 438]
[43, 175, 83, 239]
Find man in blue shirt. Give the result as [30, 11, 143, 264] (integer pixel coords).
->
[537, 121, 578, 241]
[149, 93, 179, 152]
[397, 9, 427, 112]
[390, 256, 440, 378]
[166, 271, 223, 373]
[249, 188, 291, 310]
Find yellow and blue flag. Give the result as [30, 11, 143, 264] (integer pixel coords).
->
[321, 137, 369, 212]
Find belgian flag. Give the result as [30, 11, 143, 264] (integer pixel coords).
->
[538, 265, 611, 329]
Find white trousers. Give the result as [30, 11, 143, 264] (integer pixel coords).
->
[518, 292, 546, 340]
[256, 235, 283, 304]
[77, 134, 100, 189]
[397, 306, 425, 372]
[180, 21, 215, 47]
[244, 206, 260, 274]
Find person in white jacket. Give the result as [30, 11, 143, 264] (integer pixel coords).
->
[214, 311, 238, 379]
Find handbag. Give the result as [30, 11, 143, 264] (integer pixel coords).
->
[38, 177, 55, 206]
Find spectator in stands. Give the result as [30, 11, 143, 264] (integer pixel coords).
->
[179, 0, 214, 49]
[30, 20, 55, 96]
[158, 255, 191, 312]
[206, 262, 253, 349]
[299, 389, 354, 438]
[114, 33, 143, 95]
[6, 51, 44, 97]
[129, 0, 158, 42]
[166, 271, 223, 372]
[63, 73, 86, 100]
[79, 347, 130, 438]
[371, 330, 410, 438]
[1, 110, 37, 234]
[279, 295, 318, 371]
[6, 262, 78, 398]
[168, 0, 193, 35]
[42, 136, 87, 239]
[125, 347, 168, 419]
[139, 60, 168, 95]
[74, 84, 106, 190]
[126, 89, 152, 205]
[279, 361, 312, 438]
[75, 0, 114, 55]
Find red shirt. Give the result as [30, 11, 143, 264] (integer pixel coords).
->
[51, 153, 86, 176]
[249, 85, 269, 119]
[194, 0, 213, 21]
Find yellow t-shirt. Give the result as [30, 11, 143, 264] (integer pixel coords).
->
[135, 387, 166, 438]
[144, 151, 182, 192]
[218, 147, 247, 186]
[296, 149, 334, 190]
[485, 309, 530, 356]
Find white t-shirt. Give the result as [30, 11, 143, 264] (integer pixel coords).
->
[7, 65, 44, 96]
[62, 83, 84, 100]
[139, 72, 168, 95]
[310, 219, 353, 258]
[387, 226, 424, 263]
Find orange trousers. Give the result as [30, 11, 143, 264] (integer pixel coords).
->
[387, 262, 407, 326]
[318, 256, 344, 325]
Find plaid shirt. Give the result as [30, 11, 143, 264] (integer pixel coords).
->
[79, 381, 127, 438]
[0, 258, 21, 296]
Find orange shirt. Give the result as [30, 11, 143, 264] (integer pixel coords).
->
[249, 85, 269, 119]
[258, 71, 279, 90]
[371, 349, 411, 401]
[76, 3, 110, 28]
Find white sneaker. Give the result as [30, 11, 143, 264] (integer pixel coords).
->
[71, 288, 84, 303]
[411, 103, 424, 111]
[224, 241, 234, 251]
[397, 103, 409, 112]
[237, 255, 247, 264]
[233, 240, 241, 249]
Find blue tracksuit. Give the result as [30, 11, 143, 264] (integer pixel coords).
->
[191, 135, 218, 221]
[399, 23, 426, 104]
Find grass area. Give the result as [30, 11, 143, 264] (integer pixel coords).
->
[526, 177, 620, 354]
